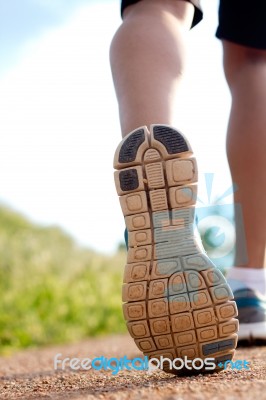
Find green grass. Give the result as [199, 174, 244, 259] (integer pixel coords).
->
[0, 203, 231, 355]
[0, 206, 126, 354]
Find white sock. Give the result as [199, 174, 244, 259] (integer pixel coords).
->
[226, 267, 266, 296]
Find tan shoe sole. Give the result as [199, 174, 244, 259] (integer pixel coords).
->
[114, 125, 238, 373]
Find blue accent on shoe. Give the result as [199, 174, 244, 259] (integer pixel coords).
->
[236, 297, 266, 309]
[234, 288, 266, 308]
[233, 288, 266, 324]
[124, 229, 128, 250]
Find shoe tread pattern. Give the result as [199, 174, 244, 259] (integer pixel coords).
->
[114, 124, 238, 373]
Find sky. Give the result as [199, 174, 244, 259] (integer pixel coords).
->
[0, 0, 235, 254]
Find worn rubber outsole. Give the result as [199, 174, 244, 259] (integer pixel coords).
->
[114, 125, 238, 374]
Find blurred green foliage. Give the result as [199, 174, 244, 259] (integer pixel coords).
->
[0, 206, 126, 354]
[0, 202, 232, 355]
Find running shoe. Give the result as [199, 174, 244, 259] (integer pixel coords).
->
[114, 125, 238, 373]
[234, 288, 266, 343]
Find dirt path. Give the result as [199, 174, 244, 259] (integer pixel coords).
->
[0, 334, 266, 400]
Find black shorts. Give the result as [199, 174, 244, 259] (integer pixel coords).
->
[121, 0, 266, 50]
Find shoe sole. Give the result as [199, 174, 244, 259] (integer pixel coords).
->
[114, 124, 238, 373]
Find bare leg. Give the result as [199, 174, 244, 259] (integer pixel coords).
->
[223, 41, 266, 269]
[111, 2, 239, 363]
[109, 0, 194, 136]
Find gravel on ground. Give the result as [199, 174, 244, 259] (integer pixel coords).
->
[0, 334, 265, 400]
